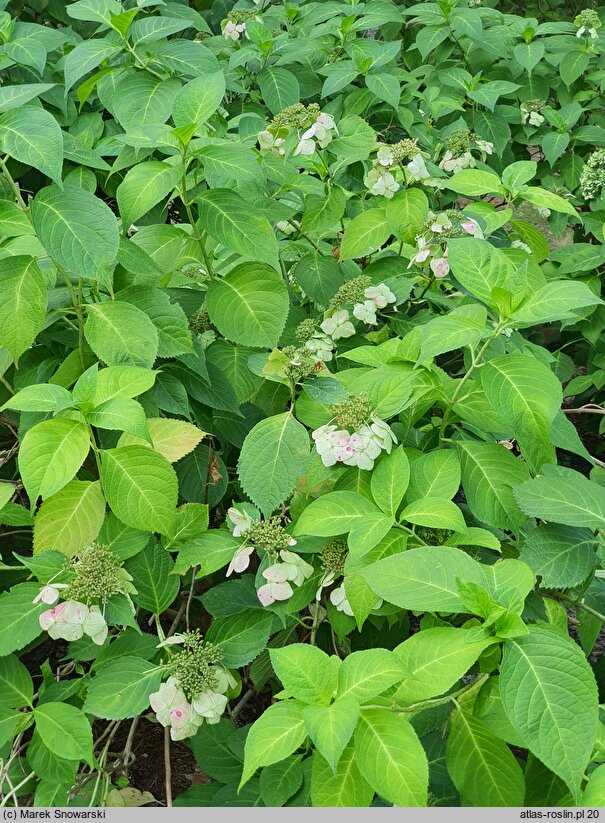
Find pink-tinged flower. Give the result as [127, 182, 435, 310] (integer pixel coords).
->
[226, 546, 255, 577]
[460, 219, 482, 237]
[408, 237, 432, 268]
[347, 428, 382, 470]
[33, 583, 67, 605]
[257, 580, 293, 606]
[39, 601, 68, 631]
[40, 600, 89, 642]
[169, 703, 203, 741]
[227, 507, 253, 537]
[192, 691, 228, 725]
[430, 257, 450, 278]
[150, 677, 188, 727]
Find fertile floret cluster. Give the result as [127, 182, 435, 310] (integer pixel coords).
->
[65, 543, 135, 605]
[574, 8, 601, 38]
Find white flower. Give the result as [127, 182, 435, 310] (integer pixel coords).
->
[223, 20, 245, 40]
[257, 565, 294, 606]
[535, 206, 551, 218]
[40, 600, 89, 642]
[213, 667, 238, 695]
[475, 139, 493, 155]
[258, 130, 285, 155]
[226, 546, 255, 576]
[150, 677, 188, 727]
[305, 333, 334, 362]
[376, 145, 394, 167]
[312, 425, 358, 467]
[320, 310, 355, 340]
[430, 257, 450, 278]
[33, 583, 68, 605]
[511, 240, 532, 254]
[369, 415, 397, 453]
[364, 283, 396, 309]
[83, 605, 108, 646]
[353, 300, 378, 325]
[192, 691, 228, 725]
[408, 236, 432, 268]
[460, 219, 483, 238]
[365, 169, 399, 198]
[406, 153, 430, 181]
[313, 113, 336, 147]
[279, 550, 314, 587]
[439, 150, 473, 174]
[316, 571, 336, 600]
[577, 25, 586, 37]
[527, 111, 544, 127]
[227, 507, 253, 537]
[347, 427, 383, 470]
[330, 584, 354, 617]
[277, 220, 296, 235]
[294, 137, 315, 157]
[431, 213, 452, 234]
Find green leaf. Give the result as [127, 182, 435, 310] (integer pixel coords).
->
[32, 185, 119, 290]
[363, 545, 485, 611]
[85, 301, 159, 369]
[1, 383, 72, 413]
[64, 41, 122, 93]
[502, 161, 537, 191]
[197, 189, 278, 267]
[164, 503, 208, 547]
[259, 756, 303, 807]
[88, 397, 150, 441]
[458, 441, 529, 531]
[301, 188, 346, 235]
[100, 446, 178, 534]
[418, 304, 487, 363]
[582, 764, 605, 807]
[270, 644, 339, 704]
[206, 263, 289, 348]
[385, 187, 429, 242]
[19, 419, 90, 502]
[304, 697, 359, 773]
[513, 41, 544, 73]
[393, 628, 491, 705]
[34, 703, 93, 764]
[114, 74, 179, 130]
[294, 491, 378, 537]
[117, 161, 180, 229]
[406, 450, 461, 503]
[0, 583, 45, 656]
[401, 498, 467, 533]
[83, 656, 162, 720]
[447, 238, 511, 307]
[310, 741, 373, 807]
[238, 413, 309, 517]
[0, 107, 62, 185]
[205, 610, 274, 668]
[241, 701, 307, 787]
[509, 281, 601, 327]
[0, 655, 33, 708]
[0, 255, 47, 365]
[443, 169, 502, 196]
[365, 72, 400, 108]
[500, 625, 598, 798]
[355, 709, 428, 806]
[446, 706, 525, 806]
[257, 67, 300, 115]
[559, 51, 589, 87]
[337, 649, 404, 703]
[522, 186, 577, 217]
[0, 83, 54, 113]
[93, 366, 157, 405]
[125, 542, 179, 613]
[514, 469, 605, 529]
[370, 447, 409, 516]
[541, 132, 570, 167]
[340, 207, 390, 260]
[172, 72, 225, 130]
[33, 480, 105, 557]
[519, 524, 596, 589]
[173, 530, 241, 576]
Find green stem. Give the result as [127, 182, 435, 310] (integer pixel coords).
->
[560, 596, 605, 623]
[367, 674, 489, 715]
[438, 322, 505, 447]
[180, 166, 215, 280]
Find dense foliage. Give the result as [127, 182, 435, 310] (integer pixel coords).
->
[1, 0, 605, 808]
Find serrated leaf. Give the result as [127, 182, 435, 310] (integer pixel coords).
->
[100, 446, 178, 534]
[241, 701, 307, 787]
[0, 255, 47, 365]
[337, 648, 404, 703]
[0, 654, 33, 708]
[447, 238, 511, 307]
[31, 185, 119, 290]
[205, 609, 274, 668]
[34, 703, 93, 765]
[310, 741, 373, 807]
[206, 262, 289, 348]
[0, 583, 45, 656]
[340, 207, 390, 260]
[33, 480, 105, 557]
[238, 413, 309, 516]
[370, 447, 409, 516]
[83, 656, 162, 720]
[500, 625, 598, 798]
[519, 524, 596, 589]
[270, 645, 339, 705]
[117, 161, 180, 229]
[0, 107, 62, 185]
[514, 469, 605, 529]
[117, 418, 205, 463]
[172, 72, 225, 130]
[197, 189, 278, 266]
[257, 67, 299, 115]
[84, 301, 159, 369]
[125, 542, 179, 613]
[19, 419, 90, 502]
[304, 698, 359, 774]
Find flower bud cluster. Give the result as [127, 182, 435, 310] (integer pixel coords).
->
[224, 510, 314, 607]
[258, 104, 337, 160]
[408, 210, 483, 277]
[574, 9, 600, 38]
[365, 139, 439, 198]
[438, 129, 493, 174]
